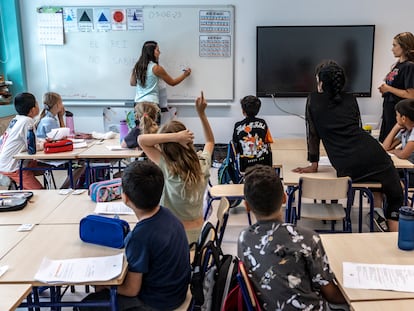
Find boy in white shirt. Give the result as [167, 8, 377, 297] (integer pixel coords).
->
[0, 92, 44, 189]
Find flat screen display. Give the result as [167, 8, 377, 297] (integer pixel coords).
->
[256, 25, 375, 97]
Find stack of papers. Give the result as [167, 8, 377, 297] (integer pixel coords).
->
[106, 145, 129, 151]
[343, 262, 414, 292]
[94, 202, 134, 215]
[34, 253, 123, 284]
[71, 138, 88, 149]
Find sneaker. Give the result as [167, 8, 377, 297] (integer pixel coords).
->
[372, 210, 389, 232]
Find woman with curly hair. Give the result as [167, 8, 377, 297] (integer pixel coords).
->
[138, 92, 214, 243]
[293, 60, 403, 232]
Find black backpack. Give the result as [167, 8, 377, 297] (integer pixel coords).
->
[217, 142, 243, 208]
[189, 222, 239, 311]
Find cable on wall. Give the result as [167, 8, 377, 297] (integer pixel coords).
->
[270, 95, 305, 120]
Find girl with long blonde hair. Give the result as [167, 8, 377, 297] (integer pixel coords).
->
[138, 92, 214, 243]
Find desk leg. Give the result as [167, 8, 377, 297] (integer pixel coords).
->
[19, 159, 24, 190]
[85, 160, 90, 188]
[285, 186, 298, 223]
[353, 187, 374, 232]
[403, 168, 409, 206]
[109, 285, 118, 311]
[68, 160, 74, 189]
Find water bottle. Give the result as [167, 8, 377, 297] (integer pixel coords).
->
[119, 120, 128, 143]
[65, 110, 75, 136]
[27, 125, 36, 155]
[398, 206, 414, 251]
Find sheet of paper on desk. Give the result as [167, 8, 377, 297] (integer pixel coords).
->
[95, 202, 134, 215]
[34, 253, 123, 284]
[105, 145, 129, 151]
[343, 262, 414, 292]
[318, 156, 332, 166]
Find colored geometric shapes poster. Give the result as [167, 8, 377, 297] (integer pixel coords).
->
[127, 8, 144, 31]
[94, 8, 111, 32]
[77, 8, 94, 32]
[63, 8, 78, 32]
[111, 9, 127, 31]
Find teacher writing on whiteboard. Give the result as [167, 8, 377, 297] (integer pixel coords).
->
[130, 41, 191, 118]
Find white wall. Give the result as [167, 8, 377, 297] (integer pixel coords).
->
[19, 0, 414, 143]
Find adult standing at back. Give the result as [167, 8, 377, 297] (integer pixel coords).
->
[293, 60, 403, 232]
[130, 40, 191, 122]
[378, 32, 414, 142]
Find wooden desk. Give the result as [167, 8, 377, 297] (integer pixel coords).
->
[0, 225, 30, 259]
[78, 138, 142, 159]
[351, 299, 414, 311]
[0, 190, 68, 225]
[41, 192, 137, 225]
[0, 224, 126, 286]
[14, 148, 84, 189]
[0, 283, 32, 311]
[321, 232, 414, 302]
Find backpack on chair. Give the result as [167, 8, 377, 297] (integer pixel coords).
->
[217, 142, 243, 208]
[189, 222, 239, 311]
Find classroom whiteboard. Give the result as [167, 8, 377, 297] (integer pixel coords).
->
[44, 5, 235, 101]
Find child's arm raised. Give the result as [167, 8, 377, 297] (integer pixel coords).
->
[138, 130, 194, 165]
[196, 91, 215, 155]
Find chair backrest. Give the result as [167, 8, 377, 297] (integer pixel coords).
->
[299, 176, 352, 201]
[216, 197, 230, 245]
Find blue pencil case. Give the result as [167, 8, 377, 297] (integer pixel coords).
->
[79, 215, 130, 248]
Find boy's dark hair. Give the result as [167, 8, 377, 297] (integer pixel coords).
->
[14, 92, 36, 115]
[395, 99, 414, 121]
[241, 95, 261, 117]
[243, 165, 284, 217]
[122, 160, 164, 211]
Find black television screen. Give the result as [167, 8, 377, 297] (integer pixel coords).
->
[256, 25, 375, 97]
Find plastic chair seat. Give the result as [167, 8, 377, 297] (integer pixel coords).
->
[300, 203, 346, 221]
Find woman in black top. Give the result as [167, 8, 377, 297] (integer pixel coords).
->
[378, 32, 414, 142]
[294, 61, 403, 232]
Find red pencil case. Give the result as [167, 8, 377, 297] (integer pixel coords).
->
[44, 139, 74, 153]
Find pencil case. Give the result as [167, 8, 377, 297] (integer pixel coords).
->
[0, 191, 33, 212]
[79, 214, 130, 248]
[89, 178, 122, 202]
[44, 139, 74, 153]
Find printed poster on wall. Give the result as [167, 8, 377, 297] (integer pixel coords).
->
[126, 8, 144, 31]
[94, 8, 111, 31]
[111, 9, 127, 31]
[77, 8, 94, 32]
[37, 7, 64, 45]
[63, 7, 78, 32]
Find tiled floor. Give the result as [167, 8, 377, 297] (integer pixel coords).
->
[14, 166, 374, 310]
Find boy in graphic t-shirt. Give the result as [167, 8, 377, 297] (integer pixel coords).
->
[232, 95, 273, 172]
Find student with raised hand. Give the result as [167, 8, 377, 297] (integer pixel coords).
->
[130, 40, 191, 123]
[77, 161, 190, 311]
[293, 60, 403, 232]
[138, 92, 214, 244]
[378, 32, 414, 142]
[35, 92, 65, 138]
[238, 165, 347, 310]
[383, 99, 414, 187]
